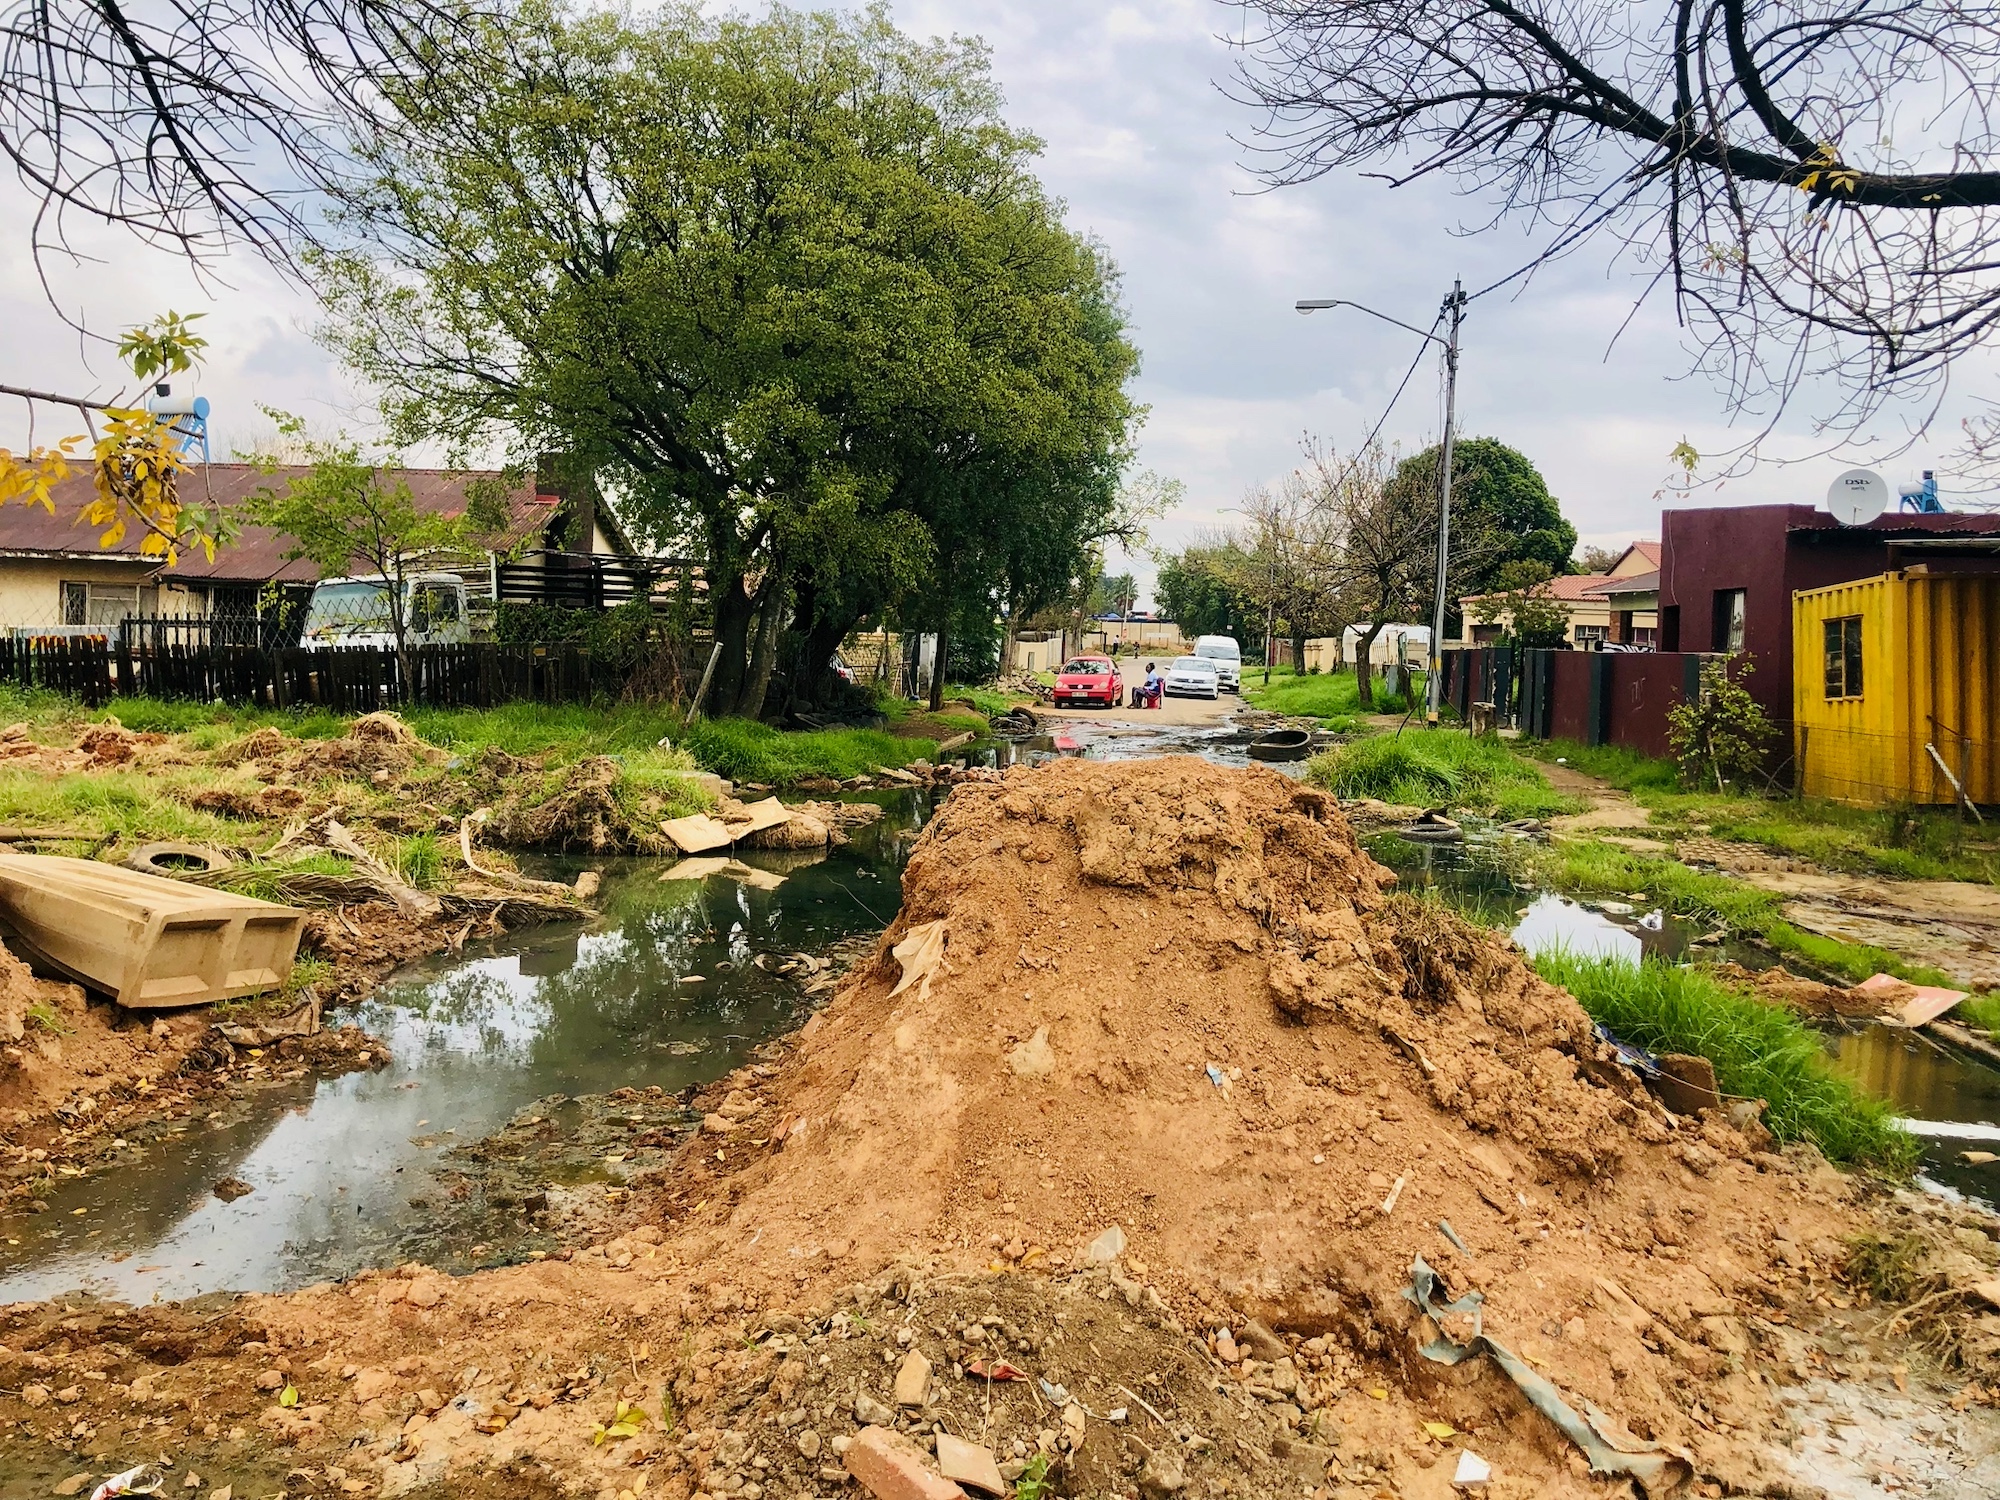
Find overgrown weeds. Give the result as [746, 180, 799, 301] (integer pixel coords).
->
[1308, 729, 1582, 818]
[677, 718, 938, 786]
[1241, 665, 1407, 728]
[1533, 950, 1917, 1170]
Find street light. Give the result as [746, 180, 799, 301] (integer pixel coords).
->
[1297, 282, 1466, 724]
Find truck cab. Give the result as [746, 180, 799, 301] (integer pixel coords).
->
[300, 572, 470, 652]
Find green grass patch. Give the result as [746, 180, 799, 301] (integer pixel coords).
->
[944, 684, 1026, 718]
[1961, 993, 2000, 1032]
[1516, 738, 1682, 794]
[1308, 729, 1583, 818]
[0, 767, 253, 847]
[1240, 665, 1409, 728]
[1533, 950, 1917, 1169]
[674, 718, 936, 787]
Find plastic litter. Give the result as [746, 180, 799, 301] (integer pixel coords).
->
[1039, 1377, 1070, 1404]
[1592, 1023, 1661, 1078]
[90, 1468, 165, 1500]
[1438, 1219, 1471, 1256]
[1403, 1256, 1690, 1491]
[1204, 1063, 1226, 1088]
[1637, 909, 1664, 931]
[1451, 1449, 1491, 1489]
[966, 1358, 1027, 1381]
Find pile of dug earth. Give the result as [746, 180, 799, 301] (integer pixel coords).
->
[7, 758, 1993, 1500]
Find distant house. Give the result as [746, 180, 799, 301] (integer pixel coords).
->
[1458, 541, 1660, 648]
[0, 460, 642, 635]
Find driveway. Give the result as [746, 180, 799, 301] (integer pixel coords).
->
[1037, 656, 1237, 728]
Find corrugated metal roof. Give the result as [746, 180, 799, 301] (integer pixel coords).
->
[0, 463, 563, 584]
[1597, 570, 1660, 596]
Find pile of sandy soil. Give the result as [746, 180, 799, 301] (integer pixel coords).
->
[647, 757, 1903, 1494]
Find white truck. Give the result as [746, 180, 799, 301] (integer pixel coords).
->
[299, 572, 471, 652]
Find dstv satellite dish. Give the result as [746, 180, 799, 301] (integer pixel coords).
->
[1826, 468, 1889, 525]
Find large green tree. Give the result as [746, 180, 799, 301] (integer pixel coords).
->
[312, 2, 1138, 717]
[1382, 438, 1576, 609]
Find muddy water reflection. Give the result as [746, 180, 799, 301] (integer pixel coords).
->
[1826, 1027, 2000, 1205]
[0, 812, 932, 1302]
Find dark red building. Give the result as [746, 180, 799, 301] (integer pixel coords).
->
[1658, 503, 2000, 729]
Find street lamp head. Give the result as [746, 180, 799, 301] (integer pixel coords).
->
[1295, 300, 1340, 313]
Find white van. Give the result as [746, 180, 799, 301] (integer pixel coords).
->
[1193, 634, 1241, 692]
[300, 572, 470, 652]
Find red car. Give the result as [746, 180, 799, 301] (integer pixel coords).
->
[1054, 655, 1121, 707]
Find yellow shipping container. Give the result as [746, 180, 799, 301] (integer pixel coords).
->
[1793, 571, 2000, 806]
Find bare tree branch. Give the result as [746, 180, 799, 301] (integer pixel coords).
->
[1230, 0, 2000, 421]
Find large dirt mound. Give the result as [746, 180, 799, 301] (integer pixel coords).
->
[662, 757, 1874, 1491]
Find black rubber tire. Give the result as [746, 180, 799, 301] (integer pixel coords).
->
[124, 841, 235, 878]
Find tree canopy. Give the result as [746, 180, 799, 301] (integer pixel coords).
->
[312, 2, 1139, 717]
[1383, 437, 1575, 602]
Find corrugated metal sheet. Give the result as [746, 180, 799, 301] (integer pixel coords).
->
[0, 463, 561, 584]
[1793, 572, 2000, 805]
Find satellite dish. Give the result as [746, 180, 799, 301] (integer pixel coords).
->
[1826, 469, 1889, 525]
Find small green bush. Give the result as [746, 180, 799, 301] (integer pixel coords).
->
[674, 717, 935, 786]
[1534, 950, 1916, 1169]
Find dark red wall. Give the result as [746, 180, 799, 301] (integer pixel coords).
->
[1603, 654, 1691, 759]
[1659, 503, 2000, 727]
[1546, 652, 1595, 742]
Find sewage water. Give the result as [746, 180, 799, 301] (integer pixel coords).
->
[0, 797, 940, 1302]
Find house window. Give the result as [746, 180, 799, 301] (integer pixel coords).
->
[1713, 589, 1746, 654]
[1632, 626, 1658, 648]
[1823, 615, 1864, 699]
[1573, 624, 1608, 646]
[59, 581, 146, 630]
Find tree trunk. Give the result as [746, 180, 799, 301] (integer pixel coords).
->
[928, 618, 950, 711]
[1290, 623, 1308, 675]
[1355, 622, 1385, 708]
[739, 571, 788, 722]
[709, 574, 755, 717]
[792, 609, 861, 712]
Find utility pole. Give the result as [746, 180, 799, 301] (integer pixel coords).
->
[1296, 282, 1467, 724]
[1427, 281, 1466, 725]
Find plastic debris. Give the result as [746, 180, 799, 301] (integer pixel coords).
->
[1204, 1063, 1226, 1088]
[1592, 1023, 1661, 1078]
[1403, 1256, 1690, 1489]
[1085, 1225, 1127, 1263]
[1039, 1377, 1070, 1404]
[1438, 1219, 1471, 1256]
[1379, 1175, 1405, 1214]
[1637, 909, 1664, 931]
[89, 1468, 165, 1500]
[966, 1359, 1027, 1381]
[1451, 1449, 1491, 1489]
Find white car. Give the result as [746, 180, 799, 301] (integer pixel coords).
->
[1193, 634, 1242, 692]
[1164, 656, 1220, 699]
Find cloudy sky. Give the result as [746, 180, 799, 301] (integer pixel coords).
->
[3, 0, 1991, 605]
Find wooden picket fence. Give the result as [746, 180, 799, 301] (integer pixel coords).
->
[0, 636, 622, 711]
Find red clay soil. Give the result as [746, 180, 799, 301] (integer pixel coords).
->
[654, 757, 1876, 1491]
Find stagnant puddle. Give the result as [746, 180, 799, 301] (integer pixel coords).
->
[0, 794, 940, 1303]
[1367, 828, 2000, 1208]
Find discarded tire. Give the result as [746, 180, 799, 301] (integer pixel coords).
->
[123, 841, 234, 878]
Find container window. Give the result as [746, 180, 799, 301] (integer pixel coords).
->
[1823, 615, 1863, 699]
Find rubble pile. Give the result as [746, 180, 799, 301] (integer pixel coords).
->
[652, 756, 1891, 1495]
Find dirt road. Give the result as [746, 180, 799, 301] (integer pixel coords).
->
[1036, 654, 1238, 728]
